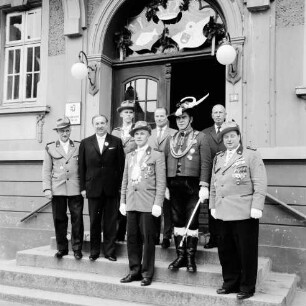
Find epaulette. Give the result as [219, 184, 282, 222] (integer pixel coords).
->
[46, 141, 55, 146]
[153, 148, 162, 152]
[73, 140, 81, 143]
[216, 150, 225, 156]
[246, 146, 257, 151]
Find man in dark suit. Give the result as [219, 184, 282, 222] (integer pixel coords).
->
[202, 104, 226, 249]
[79, 114, 125, 261]
[148, 107, 177, 248]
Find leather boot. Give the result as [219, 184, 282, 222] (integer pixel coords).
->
[186, 236, 198, 273]
[168, 235, 187, 270]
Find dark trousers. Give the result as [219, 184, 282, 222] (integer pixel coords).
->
[52, 195, 84, 251]
[218, 218, 259, 293]
[88, 194, 118, 257]
[168, 177, 200, 230]
[162, 198, 173, 239]
[207, 203, 219, 242]
[127, 211, 157, 279]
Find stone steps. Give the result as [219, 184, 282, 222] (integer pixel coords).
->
[0, 260, 298, 306]
[16, 245, 271, 288]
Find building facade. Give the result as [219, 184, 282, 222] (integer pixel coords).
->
[0, 0, 305, 287]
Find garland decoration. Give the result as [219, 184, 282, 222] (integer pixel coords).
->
[114, 27, 133, 51]
[170, 130, 199, 159]
[203, 16, 226, 43]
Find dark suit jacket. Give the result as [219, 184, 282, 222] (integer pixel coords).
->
[79, 133, 125, 198]
[202, 125, 226, 159]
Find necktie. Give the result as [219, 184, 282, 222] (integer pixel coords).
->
[217, 126, 221, 134]
[157, 128, 163, 143]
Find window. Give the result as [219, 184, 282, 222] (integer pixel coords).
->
[3, 8, 41, 103]
[124, 78, 158, 124]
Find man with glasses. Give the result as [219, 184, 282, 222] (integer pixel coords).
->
[42, 117, 84, 260]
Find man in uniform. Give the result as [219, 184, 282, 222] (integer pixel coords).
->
[165, 96, 212, 273]
[209, 121, 267, 300]
[202, 104, 226, 249]
[119, 121, 166, 286]
[79, 114, 125, 261]
[112, 100, 137, 242]
[148, 107, 177, 248]
[42, 117, 84, 260]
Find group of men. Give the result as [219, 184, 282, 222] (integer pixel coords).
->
[42, 96, 267, 299]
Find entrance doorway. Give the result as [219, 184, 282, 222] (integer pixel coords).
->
[169, 57, 225, 131]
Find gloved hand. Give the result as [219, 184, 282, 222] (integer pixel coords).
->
[44, 190, 52, 199]
[199, 186, 209, 203]
[211, 209, 216, 219]
[81, 190, 87, 198]
[119, 203, 127, 216]
[250, 208, 262, 219]
[152, 205, 162, 217]
[165, 188, 170, 200]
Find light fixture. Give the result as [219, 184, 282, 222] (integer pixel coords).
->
[216, 33, 237, 65]
[71, 51, 99, 96]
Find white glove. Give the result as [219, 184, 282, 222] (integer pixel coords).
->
[152, 205, 162, 217]
[81, 190, 87, 198]
[165, 188, 170, 200]
[119, 203, 127, 216]
[211, 209, 216, 219]
[250, 208, 262, 219]
[199, 186, 209, 203]
[44, 190, 52, 199]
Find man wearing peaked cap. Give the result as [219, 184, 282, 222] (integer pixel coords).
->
[209, 120, 267, 300]
[42, 117, 84, 260]
[112, 100, 137, 243]
[119, 121, 166, 286]
[165, 94, 212, 273]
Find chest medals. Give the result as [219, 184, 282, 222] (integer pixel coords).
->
[170, 130, 198, 159]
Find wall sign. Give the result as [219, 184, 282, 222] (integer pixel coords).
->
[65, 102, 81, 125]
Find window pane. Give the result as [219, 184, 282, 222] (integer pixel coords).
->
[135, 102, 145, 121]
[9, 15, 22, 41]
[7, 76, 13, 100]
[27, 47, 33, 72]
[136, 79, 146, 100]
[27, 10, 41, 40]
[14, 75, 20, 99]
[26, 74, 32, 98]
[15, 49, 20, 73]
[146, 101, 156, 123]
[34, 47, 40, 71]
[8, 50, 14, 74]
[33, 73, 40, 98]
[147, 80, 157, 100]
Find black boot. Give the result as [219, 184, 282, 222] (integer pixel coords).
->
[186, 236, 198, 273]
[168, 235, 187, 270]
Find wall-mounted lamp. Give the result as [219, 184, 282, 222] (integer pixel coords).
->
[71, 51, 99, 96]
[216, 33, 237, 65]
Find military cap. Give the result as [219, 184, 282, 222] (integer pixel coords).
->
[168, 93, 209, 117]
[53, 117, 71, 130]
[129, 121, 152, 137]
[117, 100, 135, 113]
[219, 120, 240, 138]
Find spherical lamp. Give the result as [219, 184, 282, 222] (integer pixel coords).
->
[216, 44, 236, 65]
[71, 62, 88, 80]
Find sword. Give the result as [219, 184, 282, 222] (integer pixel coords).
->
[179, 198, 202, 247]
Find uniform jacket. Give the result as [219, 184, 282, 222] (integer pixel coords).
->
[79, 133, 125, 198]
[111, 127, 136, 155]
[209, 145, 267, 221]
[120, 146, 166, 212]
[202, 125, 226, 159]
[148, 126, 177, 152]
[165, 130, 212, 186]
[42, 140, 81, 196]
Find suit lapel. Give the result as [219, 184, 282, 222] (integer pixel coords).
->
[159, 127, 170, 144]
[139, 146, 151, 166]
[210, 126, 221, 144]
[65, 140, 77, 162]
[55, 140, 66, 158]
[91, 135, 101, 156]
[101, 133, 110, 156]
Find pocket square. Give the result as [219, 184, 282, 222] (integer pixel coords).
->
[108, 147, 115, 150]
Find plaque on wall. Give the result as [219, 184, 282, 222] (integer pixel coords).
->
[65, 102, 81, 125]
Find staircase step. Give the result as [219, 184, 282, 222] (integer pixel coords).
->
[0, 284, 153, 306]
[16, 245, 271, 287]
[50, 236, 221, 264]
[0, 260, 298, 306]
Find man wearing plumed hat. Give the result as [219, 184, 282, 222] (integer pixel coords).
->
[209, 121, 267, 300]
[42, 117, 84, 260]
[119, 121, 166, 286]
[165, 94, 212, 273]
[112, 100, 137, 242]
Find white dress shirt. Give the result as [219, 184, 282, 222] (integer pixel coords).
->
[59, 140, 70, 155]
[136, 144, 149, 163]
[96, 134, 107, 153]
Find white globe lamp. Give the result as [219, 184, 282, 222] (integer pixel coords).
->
[71, 62, 88, 80]
[216, 44, 236, 65]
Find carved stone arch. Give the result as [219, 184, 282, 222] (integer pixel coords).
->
[87, 0, 244, 56]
